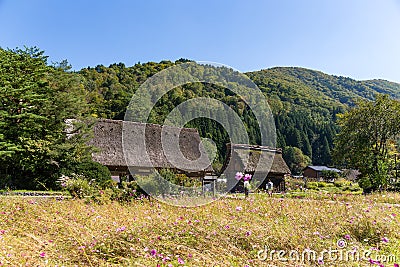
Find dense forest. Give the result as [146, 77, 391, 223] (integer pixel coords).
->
[2, 47, 400, 189]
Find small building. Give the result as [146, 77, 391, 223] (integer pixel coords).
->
[303, 166, 341, 180]
[223, 144, 291, 192]
[89, 119, 214, 180]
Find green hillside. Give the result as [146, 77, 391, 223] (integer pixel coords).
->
[79, 62, 400, 172]
[2, 47, 400, 187]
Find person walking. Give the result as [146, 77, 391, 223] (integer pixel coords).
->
[266, 179, 274, 197]
[243, 173, 252, 198]
[244, 180, 250, 197]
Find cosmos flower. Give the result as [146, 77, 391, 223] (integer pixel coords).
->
[244, 174, 252, 181]
[235, 172, 244, 181]
[178, 257, 185, 264]
[381, 237, 389, 243]
[116, 226, 126, 232]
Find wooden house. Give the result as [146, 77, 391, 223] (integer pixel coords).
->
[223, 144, 291, 192]
[303, 166, 341, 180]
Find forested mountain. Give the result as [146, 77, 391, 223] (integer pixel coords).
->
[78, 61, 400, 172]
[3, 47, 400, 188]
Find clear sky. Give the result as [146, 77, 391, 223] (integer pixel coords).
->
[1, 0, 400, 82]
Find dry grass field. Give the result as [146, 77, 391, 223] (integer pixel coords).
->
[0, 192, 399, 266]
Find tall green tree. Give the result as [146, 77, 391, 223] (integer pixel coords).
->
[0, 47, 92, 189]
[283, 146, 311, 175]
[333, 94, 400, 191]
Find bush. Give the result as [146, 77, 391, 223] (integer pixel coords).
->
[111, 180, 148, 202]
[73, 160, 112, 186]
[64, 175, 93, 198]
[91, 188, 115, 204]
[306, 181, 318, 190]
[63, 175, 150, 204]
[334, 179, 351, 188]
[316, 182, 331, 187]
[158, 169, 201, 188]
[284, 177, 305, 191]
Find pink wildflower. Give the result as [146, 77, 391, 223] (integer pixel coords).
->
[178, 257, 185, 264]
[116, 226, 126, 232]
[382, 237, 389, 243]
[150, 249, 157, 257]
[244, 174, 252, 181]
[235, 172, 244, 180]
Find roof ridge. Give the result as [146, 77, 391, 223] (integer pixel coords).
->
[97, 118, 198, 132]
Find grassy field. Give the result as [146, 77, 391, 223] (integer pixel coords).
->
[0, 192, 399, 267]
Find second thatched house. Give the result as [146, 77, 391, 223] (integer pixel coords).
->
[223, 144, 291, 192]
[89, 119, 213, 180]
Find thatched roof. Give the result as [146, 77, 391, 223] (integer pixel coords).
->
[227, 144, 291, 174]
[89, 119, 213, 173]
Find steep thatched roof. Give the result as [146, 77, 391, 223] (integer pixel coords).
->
[227, 144, 291, 174]
[89, 119, 213, 173]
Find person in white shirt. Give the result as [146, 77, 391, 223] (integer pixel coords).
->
[266, 179, 273, 197]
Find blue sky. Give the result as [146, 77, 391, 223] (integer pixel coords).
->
[1, 0, 400, 82]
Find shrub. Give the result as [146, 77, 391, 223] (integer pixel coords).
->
[64, 175, 93, 198]
[317, 182, 329, 187]
[285, 177, 305, 191]
[158, 169, 201, 188]
[321, 170, 340, 180]
[111, 180, 148, 202]
[334, 179, 351, 188]
[135, 174, 165, 197]
[73, 160, 112, 186]
[90, 188, 115, 204]
[306, 181, 318, 190]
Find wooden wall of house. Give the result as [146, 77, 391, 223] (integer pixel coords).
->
[303, 168, 318, 179]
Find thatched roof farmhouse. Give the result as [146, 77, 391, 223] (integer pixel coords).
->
[223, 144, 291, 192]
[89, 119, 213, 178]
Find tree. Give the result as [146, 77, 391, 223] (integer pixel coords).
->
[319, 136, 331, 165]
[320, 170, 339, 180]
[0, 47, 93, 189]
[333, 94, 400, 192]
[283, 146, 311, 175]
